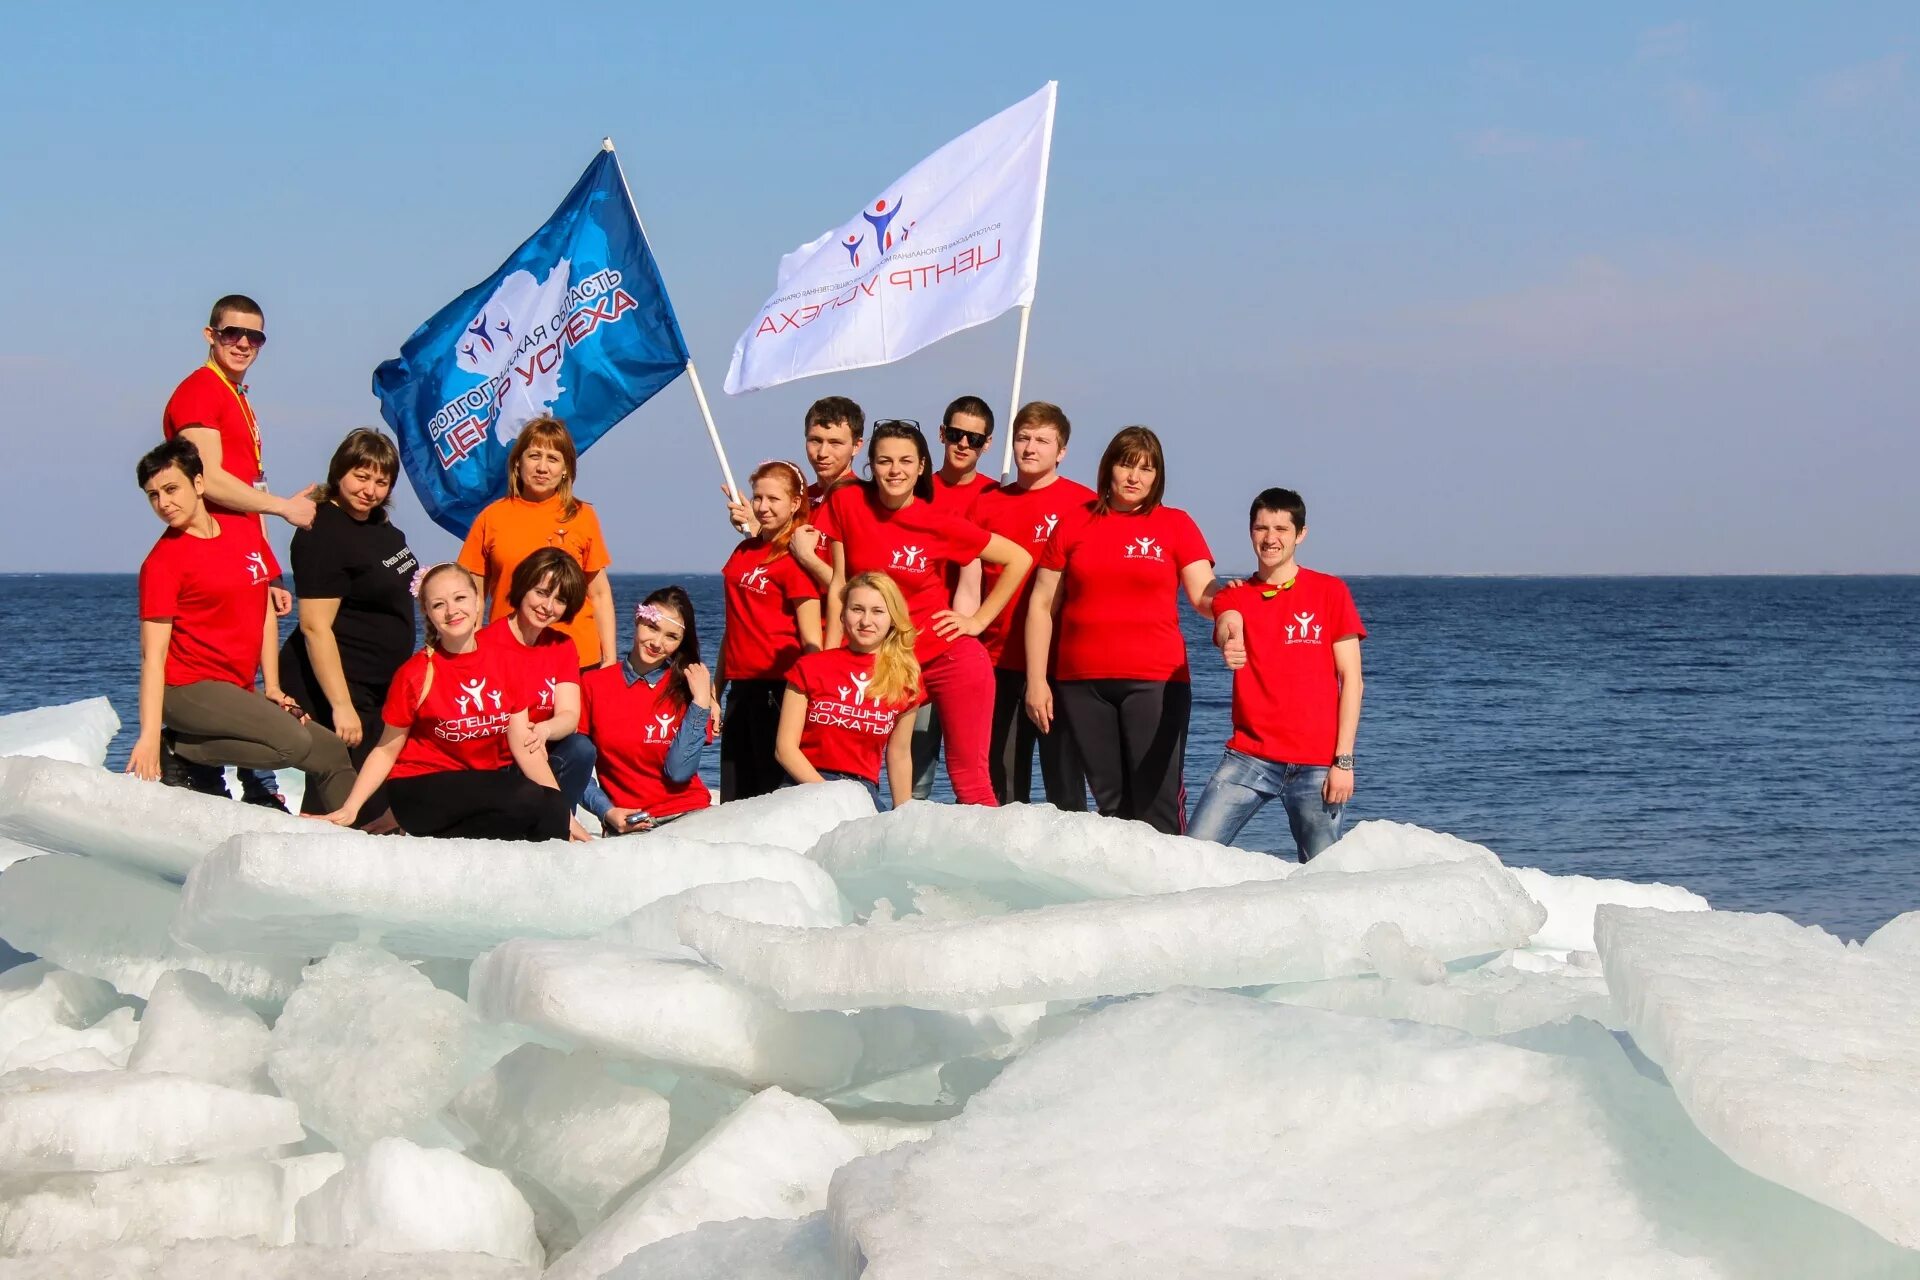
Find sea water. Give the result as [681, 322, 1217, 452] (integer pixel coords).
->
[3, 573, 1913, 939]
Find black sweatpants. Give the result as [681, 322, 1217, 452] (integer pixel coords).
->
[386, 768, 569, 842]
[721, 679, 788, 802]
[990, 669, 1087, 810]
[1054, 678, 1191, 835]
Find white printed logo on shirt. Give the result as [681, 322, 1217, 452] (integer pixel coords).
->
[644, 711, 680, 744]
[1032, 512, 1060, 543]
[538, 677, 557, 709]
[1123, 536, 1164, 561]
[243, 551, 271, 584]
[738, 564, 774, 594]
[1283, 611, 1324, 645]
[890, 544, 928, 573]
[455, 677, 503, 715]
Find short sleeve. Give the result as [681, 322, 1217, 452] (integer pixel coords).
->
[289, 523, 349, 599]
[785, 654, 817, 696]
[162, 376, 222, 438]
[1039, 521, 1076, 572]
[575, 504, 612, 574]
[382, 658, 423, 728]
[776, 554, 816, 611]
[456, 507, 490, 576]
[544, 639, 581, 688]
[138, 547, 181, 620]
[813, 487, 847, 542]
[1213, 583, 1250, 618]
[1169, 509, 1213, 569]
[1332, 582, 1366, 641]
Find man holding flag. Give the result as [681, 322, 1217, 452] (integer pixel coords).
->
[374, 142, 720, 539]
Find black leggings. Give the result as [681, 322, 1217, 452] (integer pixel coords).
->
[721, 679, 788, 802]
[386, 768, 569, 841]
[1054, 679, 1191, 835]
[990, 669, 1087, 810]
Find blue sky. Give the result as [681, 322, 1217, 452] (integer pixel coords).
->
[4, 3, 1914, 573]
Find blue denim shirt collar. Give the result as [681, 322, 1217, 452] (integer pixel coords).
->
[622, 658, 668, 688]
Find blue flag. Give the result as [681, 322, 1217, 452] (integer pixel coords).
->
[373, 147, 690, 536]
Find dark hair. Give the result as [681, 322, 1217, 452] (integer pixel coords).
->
[321, 428, 400, 515]
[137, 437, 204, 488]
[639, 585, 702, 710]
[1249, 487, 1307, 532]
[1011, 401, 1071, 446]
[867, 421, 935, 503]
[208, 294, 263, 327]
[509, 547, 588, 622]
[805, 396, 865, 442]
[941, 395, 994, 434]
[1093, 426, 1168, 515]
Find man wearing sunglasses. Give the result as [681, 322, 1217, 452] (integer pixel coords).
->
[160, 293, 318, 808]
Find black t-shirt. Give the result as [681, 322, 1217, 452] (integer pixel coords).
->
[284, 502, 418, 688]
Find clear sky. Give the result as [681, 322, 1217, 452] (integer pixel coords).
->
[4, 3, 1914, 574]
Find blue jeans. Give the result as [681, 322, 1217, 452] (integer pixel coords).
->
[547, 734, 598, 816]
[1188, 748, 1345, 863]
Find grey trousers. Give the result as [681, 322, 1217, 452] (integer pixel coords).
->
[163, 680, 356, 813]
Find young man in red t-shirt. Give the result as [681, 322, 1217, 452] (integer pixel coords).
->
[1188, 487, 1365, 861]
[970, 401, 1093, 809]
[161, 294, 320, 806]
[724, 396, 864, 592]
[126, 438, 355, 813]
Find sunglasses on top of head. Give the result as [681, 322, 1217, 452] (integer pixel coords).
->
[211, 325, 267, 348]
[940, 426, 990, 449]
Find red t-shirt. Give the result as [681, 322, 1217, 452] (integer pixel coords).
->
[478, 618, 578, 725]
[579, 666, 714, 818]
[162, 366, 261, 514]
[381, 645, 525, 778]
[970, 477, 1096, 670]
[138, 514, 280, 688]
[927, 472, 999, 520]
[786, 648, 912, 784]
[721, 539, 819, 681]
[1215, 570, 1366, 767]
[825, 485, 990, 663]
[1040, 504, 1213, 682]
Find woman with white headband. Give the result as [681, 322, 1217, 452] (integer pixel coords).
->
[579, 586, 719, 832]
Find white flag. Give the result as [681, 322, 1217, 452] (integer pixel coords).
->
[723, 82, 1057, 395]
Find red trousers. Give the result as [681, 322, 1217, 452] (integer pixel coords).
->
[922, 637, 998, 806]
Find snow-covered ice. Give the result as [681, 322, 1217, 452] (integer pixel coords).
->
[595, 879, 844, 955]
[601, 1212, 835, 1279]
[1866, 910, 1920, 958]
[1261, 949, 1617, 1035]
[663, 781, 875, 853]
[0, 1007, 136, 1076]
[0, 1069, 301, 1174]
[449, 1046, 669, 1232]
[267, 946, 514, 1153]
[1597, 905, 1920, 1250]
[684, 858, 1545, 1011]
[0, 966, 125, 1069]
[0, 757, 317, 880]
[1509, 865, 1710, 952]
[810, 802, 1289, 914]
[0, 699, 120, 770]
[0, 1157, 286, 1255]
[127, 972, 272, 1092]
[175, 830, 844, 957]
[833, 990, 1918, 1278]
[468, 940, 861, 1093]
[546, 1088, 862, 1280]
[0, 854, 303, 1009]
[0, 1240, 538, 1277]
[292, 1137, 542, 1266]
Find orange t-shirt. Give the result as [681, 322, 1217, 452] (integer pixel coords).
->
[458, 494, 612, 668]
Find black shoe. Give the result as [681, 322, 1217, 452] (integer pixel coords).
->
[160, 735, 229, 797]
[241, 788, 291, 813]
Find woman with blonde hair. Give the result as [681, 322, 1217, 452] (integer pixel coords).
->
[317, 562, 569, 840]
[718, 459, 829, 800]
[777, 571, 921, 808]
[458, 417, 617, 669]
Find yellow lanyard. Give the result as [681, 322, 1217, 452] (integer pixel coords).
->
[205, 361, 263, 473]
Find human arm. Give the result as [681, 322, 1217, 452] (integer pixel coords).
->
[175, 427, 317, 527]
[127, 620, 173, 781]
[1022, 567, 1063, 733]
[933, 535, 1032, 639]
[790, 526, 833, 589]
[294, 597, 364, 745]
[823, 543, 848, 649]
[1181, 560, 1226, 618]
[884, 710, 916, 808]
[538, 681, 582, 741]
[662, 664, 715, 784]
[1325, 636, 1364, 804]
[950, 560, 983, 617]
[586, 570, 618, 668]
[1214, 609, 1247, 670]
[508, 709, 562, 790]
[320, 724, 407, 826]
[773, 687, 823, 785]
[258, 606, 299, 714]
[723, 485, 754, 535]
[794, 597, 823, 654]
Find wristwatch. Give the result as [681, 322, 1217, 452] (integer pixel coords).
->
[1332, 754, 1354, 770]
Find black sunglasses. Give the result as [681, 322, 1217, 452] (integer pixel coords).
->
[940, 426, 990, 450]
[872, 418, 922, 433]
[212, 325, 267, 348]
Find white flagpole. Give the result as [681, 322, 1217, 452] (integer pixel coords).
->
[1000, 305, 1032, 480]
[999, 85, 1057, 480]
[602, 138, 743, 503]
